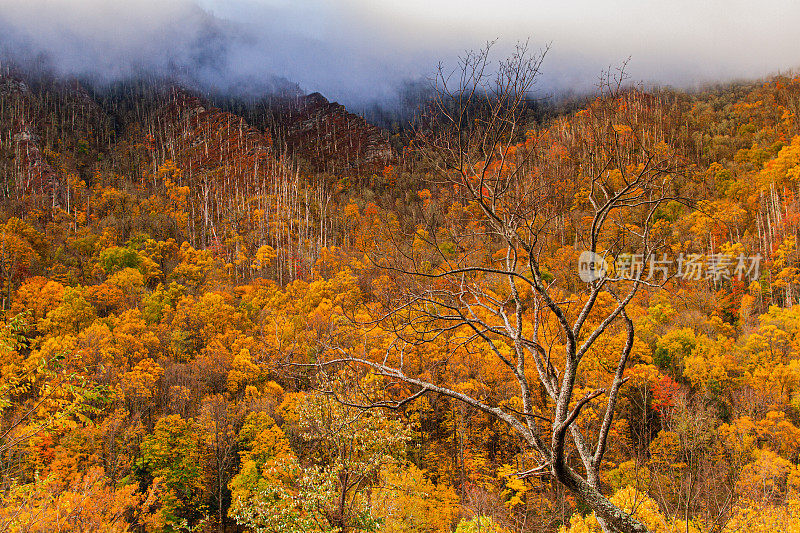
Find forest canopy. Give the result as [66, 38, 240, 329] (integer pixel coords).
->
[2, 51, 800, 532]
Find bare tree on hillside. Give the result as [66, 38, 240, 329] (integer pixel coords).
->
[316, 43, 689, 533]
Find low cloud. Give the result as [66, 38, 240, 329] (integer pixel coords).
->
[1, 0, 798, 111]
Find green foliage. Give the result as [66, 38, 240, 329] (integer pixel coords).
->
[143, 282, 186, 324]
[139, 415, 209, 530]
[653, 328, 698, 375]
[230, 391, 410, 533]
[99, 246, 141, 274]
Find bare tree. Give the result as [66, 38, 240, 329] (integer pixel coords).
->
[200, 394, 238, 533]
[317, 43, 688, 533]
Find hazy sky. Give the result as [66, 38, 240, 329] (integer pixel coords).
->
[1, 0, 798, 108]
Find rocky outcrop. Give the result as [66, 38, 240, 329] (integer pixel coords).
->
[150, 89, 274, 187]
[273, 92, 393, 174]
[0, 74, 60, 207]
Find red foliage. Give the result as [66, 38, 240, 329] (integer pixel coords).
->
[651, 375, 681, 414]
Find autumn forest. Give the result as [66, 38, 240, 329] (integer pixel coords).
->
[3, 43, 800, 533]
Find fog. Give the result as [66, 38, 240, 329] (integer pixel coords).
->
[1, 0, 799, 110]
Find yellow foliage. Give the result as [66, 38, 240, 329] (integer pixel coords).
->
[682, 335, 737, 390]
[121, 358, 164, 401]
[736, 449, 800, 502]
[226, 348, 261, 395]
[723, 499, 800, 533]
[0, 466, 158, 533]
[560, 486, 701, 533]
[252, 244, 276, 271]
[373, 462, 459, 533]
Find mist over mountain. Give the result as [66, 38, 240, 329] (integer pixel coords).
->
[2, 0, 799, 118]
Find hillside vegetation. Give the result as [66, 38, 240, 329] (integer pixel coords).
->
[2, 68, 800, 532]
